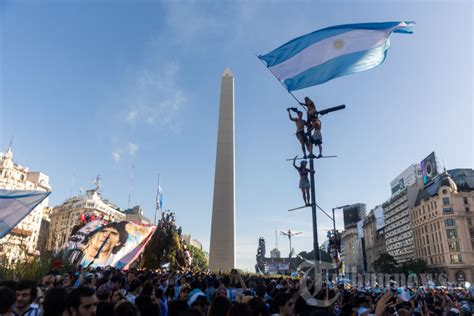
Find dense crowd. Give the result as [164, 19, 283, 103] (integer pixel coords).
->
[0, 266, 472, 316]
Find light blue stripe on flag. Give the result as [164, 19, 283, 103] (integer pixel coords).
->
[284, 41, 390, 91]
[0, 190, 51, 238]
[258, 21, 414, 90]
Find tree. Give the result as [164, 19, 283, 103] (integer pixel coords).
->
[142, 212, 188, 270]
[372, 253, 398, 274]
[187, 244, 208, 271]
[399, 258, 428, 284]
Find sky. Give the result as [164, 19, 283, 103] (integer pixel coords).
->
[1, 0, 472, 271]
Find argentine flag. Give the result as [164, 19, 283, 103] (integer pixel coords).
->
[259, 21, 414, 91]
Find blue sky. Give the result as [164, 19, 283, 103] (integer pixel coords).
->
[1, 0, 472, 271]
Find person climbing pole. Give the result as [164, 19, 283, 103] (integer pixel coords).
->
[293, 156, 311, 206]
[288, 108, 310, 159]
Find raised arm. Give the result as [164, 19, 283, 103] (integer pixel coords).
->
[293, 156, 298, 169]
[287, 108, 296, 121]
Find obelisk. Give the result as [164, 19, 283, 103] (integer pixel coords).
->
[209, 68, 236, 272]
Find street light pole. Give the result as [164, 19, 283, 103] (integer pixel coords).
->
[309, 157, 320, 262]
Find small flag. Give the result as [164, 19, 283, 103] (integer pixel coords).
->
[259, 21, 414, 91]
[156, 185, 163, 210]
[0, 190, 51, 238]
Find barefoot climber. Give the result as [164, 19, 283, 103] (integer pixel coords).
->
[308, 115, 323, 158]
[300, 97, 322, 158]
[293, 156, 311, 206]
[287, 108, 310, 159]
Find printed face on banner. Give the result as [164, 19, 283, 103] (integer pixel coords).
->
[66, 220, 155, 268]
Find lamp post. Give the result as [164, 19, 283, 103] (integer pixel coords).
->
[281, 229, 302, 258]
[331, 204, 349, 280]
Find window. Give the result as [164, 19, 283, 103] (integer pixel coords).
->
[443, 207, 454, 214]
[450, 254, 462, 264]
[464, 197, 469, 204]
[446, 228, 458, 239]
[468, 218, 472, 226]
[445, 219, 456, 227]
[448, 241, 460, 252]
[466, 207, 470, 213]
[443, 197, 450, 205]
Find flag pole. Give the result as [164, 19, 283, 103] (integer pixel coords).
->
[255, 54, 305, 110]
[154, 174, 160, 225]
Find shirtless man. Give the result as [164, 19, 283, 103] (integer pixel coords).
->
[308, 116, 323, 158]
[300, 96, 318, 123]
[287, 108, 310, 159]
[293, 156, 311, 205]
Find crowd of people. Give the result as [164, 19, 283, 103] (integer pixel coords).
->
[0, 265, 472, 316]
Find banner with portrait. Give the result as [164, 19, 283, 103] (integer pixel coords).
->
[66, 220, 156, 269]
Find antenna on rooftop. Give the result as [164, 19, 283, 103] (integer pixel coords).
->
[8, 129, 15, 151]
[93, 175, 101, 193]
[127, 164, 135, 209]
[70, 173, 76, 197]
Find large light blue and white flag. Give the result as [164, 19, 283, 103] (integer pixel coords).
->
[0, 189, 51, 238]
[259, 21, 414, 91]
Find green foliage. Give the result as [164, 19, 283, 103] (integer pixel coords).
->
[372, 253, 398, 274]
[0, 251, 74, 282]
[188, 244, 208, 271]
[398, 258, 428, 275]
[142, 212, 188, 270]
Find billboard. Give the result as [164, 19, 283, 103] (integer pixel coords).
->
[421, 152, 438, 185]
[390, 164, 420, 196]
[374, 205, 385, 230]
[343, 203, 366, 229]
[66, 220, 156, 269]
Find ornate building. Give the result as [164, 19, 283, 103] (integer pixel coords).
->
[47, 185, 125, 251]
[363, 208, 386, 272]
[0, 147, 51, 263]
[411, 169, 474, 283]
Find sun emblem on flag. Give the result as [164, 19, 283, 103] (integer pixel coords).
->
[333, 39, 344, 49]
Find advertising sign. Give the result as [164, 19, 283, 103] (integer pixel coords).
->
[390, 164, 420, 196]
[421, 152, 438, 185]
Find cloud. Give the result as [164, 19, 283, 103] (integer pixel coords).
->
[112, 152, 121, 162]
[127, 142, 139, 157]
[161, 1, 220, 43]
[126, 111, 137, 124]
[126, 61, 187, 129]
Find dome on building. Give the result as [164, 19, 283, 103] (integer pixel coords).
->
[439, 170, 458, 193]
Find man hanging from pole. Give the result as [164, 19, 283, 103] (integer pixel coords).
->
[293, 156, 311, 206]
[300, 96, 318, 122]
[299, 97, 323, 158]
[287, 108, 310, 159]
[308, 114, 323, 158]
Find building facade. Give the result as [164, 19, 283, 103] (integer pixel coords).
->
[124, 205, 151, 224]
[0, 147, 52, 263]
[47, 187, 125, 251]
[182, 234, 203, 251]
[343, 203, 366, 230]
[411, 170, 474, 282]
[383, 184, 419, 263]
[363, 209, 386, 273]
[340, 227, 363, 274]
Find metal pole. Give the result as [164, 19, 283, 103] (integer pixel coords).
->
[332, 207, 339, 281]
[289, 236, 293, 258]
[309, 157, 320, 262]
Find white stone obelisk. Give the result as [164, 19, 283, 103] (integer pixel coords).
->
[209, 68, 236, 272]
